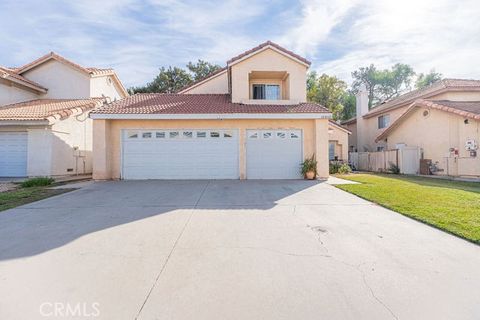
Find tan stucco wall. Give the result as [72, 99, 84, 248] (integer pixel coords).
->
[345, 122, 357, 152]
[385, 108, 480, 177]
[90, 76, 124, 101]
[22, 60, 91, 99]
[0, 80, 39, 106]
[92, 118, 330, 180]
[230, 48, 307, 104]
[181, 71, 229, 94]
[328, 124, 349, 160]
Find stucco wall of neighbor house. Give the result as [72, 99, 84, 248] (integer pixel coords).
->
[50, 112, 93, 175]
[92, 118, 330, 180]
[328, 124, 349, 160]
[230, 48, 307, 104]
[0, 80, 39, 106]
[181, 71, 229, 94]
[22, 60, 91, 99]
[345, 122, 357, 152]
[385, 107, 480, 177]
[90, 76, 124, 101]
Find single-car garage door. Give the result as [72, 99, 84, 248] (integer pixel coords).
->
[246, 129, 303, 179]
[122, 129, 239, 179]
[0, 132, 28, 177]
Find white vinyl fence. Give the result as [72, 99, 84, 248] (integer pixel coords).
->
[349, 147, 421, 174]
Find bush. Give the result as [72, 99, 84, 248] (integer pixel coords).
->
[338, 163, 352, 174]
[388, 162, 400, 174]
[329, 162, 341, 174]
[21, 177, 55, 188]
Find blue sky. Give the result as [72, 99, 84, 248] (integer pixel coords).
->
[1, 0, 479, 88]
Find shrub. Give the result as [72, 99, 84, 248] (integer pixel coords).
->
[21, 177, 55, 188]
[338, 163, 352, 174]
[301, 154, 318, 177]
[329, 162, 341, 174]
[388, 162, 400, 174]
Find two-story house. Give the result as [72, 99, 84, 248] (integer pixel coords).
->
[344, 79, 480, 177]
[0, 52, 128, 177]
[91, 41, 341, 180]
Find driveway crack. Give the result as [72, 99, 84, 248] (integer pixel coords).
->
[134, 180, 210, 320]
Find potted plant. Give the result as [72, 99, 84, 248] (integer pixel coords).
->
[301, 154, 317, 180]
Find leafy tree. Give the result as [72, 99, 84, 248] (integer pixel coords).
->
[129, 60, 221, 94]
[340, 91, 356, 120]
[415, 70, 443, 89]
[187, 60, 222, 81]
[307, 73, 347, 120]
[352, 63, 415, 108]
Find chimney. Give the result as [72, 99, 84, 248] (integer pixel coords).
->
[356, 84, 369, 117]
[355, 84, 370, 152]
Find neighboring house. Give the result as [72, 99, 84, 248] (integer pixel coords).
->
[91, 41, 345, 180]
[0, 52, 128, 177]
[343, 79, 480, 178]
[344, 79, 480, 152]
[328, 120, 350, 161]
[376, 100, 480, 177]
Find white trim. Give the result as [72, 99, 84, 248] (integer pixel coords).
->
[90, 113, 332, 120]
[227, 45, 310, 68]
[178, 69, 228, 94]
[0, 120, 50, 126]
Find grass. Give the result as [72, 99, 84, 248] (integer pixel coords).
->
[334, 173, 480, 244]
[20, 177, 55, 188]
[0, 187, 73, 212]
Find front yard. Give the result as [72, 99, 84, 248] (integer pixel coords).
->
[0, 187, 72, 212]
[334, 174, 480, 244]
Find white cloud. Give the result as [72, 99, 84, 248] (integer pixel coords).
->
[312, 0, 480, 82]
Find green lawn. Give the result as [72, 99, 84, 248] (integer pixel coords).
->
[334, 174, 480, 244]
[0, 187, 73, 212]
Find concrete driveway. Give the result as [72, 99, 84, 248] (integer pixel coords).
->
[0, 180, 479, 320]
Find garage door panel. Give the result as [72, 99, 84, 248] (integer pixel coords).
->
[122, 129, 239, 180]
[0, 132, 28, 177]
[246, 130, 302, 179]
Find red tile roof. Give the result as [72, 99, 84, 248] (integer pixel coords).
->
[227, 41, 311, 66]
[0, 98, 104, 121]
[365, 79, 480, 118]
[91, 94, 329, 115]
[375, 99, 480, 142]
[329, 120, 352, 134]
[0, 66, 47, 92]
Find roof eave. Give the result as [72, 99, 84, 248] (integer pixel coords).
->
[90, 112, 332, 120]
[227, 44, 311, 68]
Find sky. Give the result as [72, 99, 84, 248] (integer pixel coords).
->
[1, 0, 479, 88]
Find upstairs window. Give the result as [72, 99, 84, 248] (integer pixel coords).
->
[378, 115, 390, 129]
[252, 84, 280, 100]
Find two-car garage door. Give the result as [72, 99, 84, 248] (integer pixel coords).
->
[122, 129, 303, 180]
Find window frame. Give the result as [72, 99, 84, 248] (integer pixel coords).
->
[252, 84, 281, 100]
[378, 114, 390, 129]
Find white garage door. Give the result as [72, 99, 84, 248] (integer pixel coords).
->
[246, 129, 303, 179]
[0, 132, 28, 177]
[122, 129, 239, 179]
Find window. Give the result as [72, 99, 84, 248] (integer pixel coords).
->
[142, 132, 152, 138]
[378, 115, 390, 129]
[197, 131, 206, 138]
[183, 131, 193, 138]
[377, 146, 385, 152]
[263, 132, 272, 139]
[169, 131, 179, 138]
[156, 132, 165, 138]
[249, 132, 258, 139]
[290, 132, 299, 139]
[252, 84, 280, 100]
[210, 131, 220, 138]
[329, 142, 335, 160]
[223, 131, 233, 138]
[276, 132, 286, 139]
[127, 131, 138, 139]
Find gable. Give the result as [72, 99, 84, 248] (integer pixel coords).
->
[179, 69, 228, 94]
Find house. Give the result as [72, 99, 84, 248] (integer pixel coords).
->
[91, 41, 346, 180]
[0, 53, 128, 177]
[344, 79, 480, 177]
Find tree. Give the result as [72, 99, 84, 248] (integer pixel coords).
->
[352, 63, 415, 108]
[307, 73, 347, 120]
[340, 91, 356, 120]
[129, 60, 221, 94]
[187, 60, 222, 81]
[415, 70, 442, 89]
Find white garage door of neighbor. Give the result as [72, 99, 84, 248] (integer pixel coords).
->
[122, 129, 239, 179]
[0, 132, 28, 177]
[246, 129, 303, 179]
